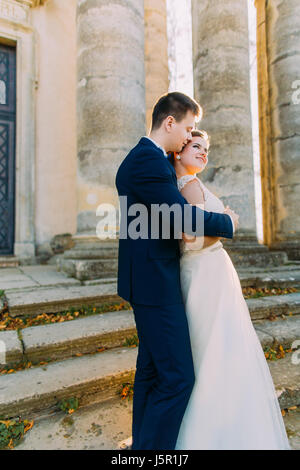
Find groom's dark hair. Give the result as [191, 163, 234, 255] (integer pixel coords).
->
[151, 92, 202, 131]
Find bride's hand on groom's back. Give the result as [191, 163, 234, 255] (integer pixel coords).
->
[224, 206, 239, 231]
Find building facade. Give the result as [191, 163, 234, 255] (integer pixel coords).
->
[0, 0, 299, 272]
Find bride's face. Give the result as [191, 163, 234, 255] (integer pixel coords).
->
[179, 136, 209, 174]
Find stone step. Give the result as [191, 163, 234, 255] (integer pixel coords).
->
[21, 310, 136, 365]
[0, 346, 298, 421]
[58, 238, 119, 281]
[15, 397, 133, 450]
[283, 408, 300, 450]
[13, 398, 300, 450]
[58, 258, 118, 281]
[60, 250, 290, 280]
[237, 263, 300, 273]
[0, 257, 19, 268]
[268, 354, 300, 410]
[0, 347, 137, 420]
[0, 265, 81, 293]
[1, 263, 299, 296]
[80, 267, 300, 289]
[83, 276, 117, 286]
[222, 239, 290, 267]
[1, 308, 299, 369]
[238, 268, 300, 288]
[6, 282, 121, 317]
[254, 315, 300, 350]
[247, 292, 300, 321]
[80, 265, 300, 289]
[228, 250, 288, 268]
[62, 247, 118, 260]
[4, 280, 300, 321]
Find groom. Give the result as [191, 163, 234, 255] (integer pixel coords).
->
[115, 92, 239, 450]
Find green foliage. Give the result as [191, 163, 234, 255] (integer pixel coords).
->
[123, 335, 139, 347]
[0, 418, 33, 450]
[264, 344, 292, 361]
[58, 397, 79, 414]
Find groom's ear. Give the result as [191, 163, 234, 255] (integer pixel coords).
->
[165, 115, 175, 133]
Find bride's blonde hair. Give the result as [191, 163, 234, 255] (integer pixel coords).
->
[190, 129, 210, 144]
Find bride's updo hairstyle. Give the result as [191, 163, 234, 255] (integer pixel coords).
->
[168, 129, 210, 166]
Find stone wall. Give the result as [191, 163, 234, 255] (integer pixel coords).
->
[32, 0, 77, 245]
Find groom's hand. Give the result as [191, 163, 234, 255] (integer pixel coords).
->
[224, 206, 239, 231]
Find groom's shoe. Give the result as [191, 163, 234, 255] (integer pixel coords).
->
[117, 436, 132, 450]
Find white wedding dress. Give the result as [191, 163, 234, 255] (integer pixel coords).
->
[175, 175, 290, 450]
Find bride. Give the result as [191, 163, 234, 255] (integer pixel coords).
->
[172, 129, 290, 450]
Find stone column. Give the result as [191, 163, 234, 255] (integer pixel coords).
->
[255, 0, 275, 248]
[191, 0, 257, 240]
[144, 0, 169, 133]
[76, 0, 145, 232]
[61, 0, 146, 280]
[256, 0, 300, 259]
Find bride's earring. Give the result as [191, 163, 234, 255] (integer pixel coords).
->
[176, 154, 181, 160]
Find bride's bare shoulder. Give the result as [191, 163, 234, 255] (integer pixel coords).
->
[179, 177, 204, 206]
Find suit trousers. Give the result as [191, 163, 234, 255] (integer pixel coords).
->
[131, 302, 195, 450]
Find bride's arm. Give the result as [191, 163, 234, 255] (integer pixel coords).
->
[180, 179, 220, 248]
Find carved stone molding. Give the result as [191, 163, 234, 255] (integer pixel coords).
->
[0, 0, 49, 26]
[15, 0, 48, 7]
[0, 0, 29, 23]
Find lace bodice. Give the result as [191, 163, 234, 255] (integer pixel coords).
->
[177, 174, 225, 255]
[177, 174, 201, 193]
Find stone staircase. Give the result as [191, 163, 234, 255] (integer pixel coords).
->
[0, 262, 300, 449]
[57, 236, 297, 281]
[0, 257, 19, 268]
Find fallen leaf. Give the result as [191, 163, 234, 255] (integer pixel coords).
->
[0, 420, 11, 428]
[24, 420, 34, 433]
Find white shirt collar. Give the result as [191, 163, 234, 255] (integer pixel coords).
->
[143, 136, 168, 157]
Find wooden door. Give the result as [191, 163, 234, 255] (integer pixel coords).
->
[0, 44, 16, 255]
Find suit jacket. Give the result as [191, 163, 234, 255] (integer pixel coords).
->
[115, 137, 233, 306]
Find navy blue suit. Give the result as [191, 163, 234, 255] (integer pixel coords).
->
[115, 137, 233, 449]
